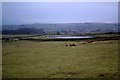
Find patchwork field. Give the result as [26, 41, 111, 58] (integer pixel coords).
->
[2, 40, 118, 78]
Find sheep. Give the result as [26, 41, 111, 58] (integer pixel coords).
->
[70, 44, 76, 46]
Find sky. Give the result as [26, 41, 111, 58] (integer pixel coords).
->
[2, 2, 118, 25]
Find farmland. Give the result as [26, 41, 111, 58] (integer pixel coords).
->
[2, 39, 118, 78]
[2, 2, 119, 79]
[0, 41, 2, 78]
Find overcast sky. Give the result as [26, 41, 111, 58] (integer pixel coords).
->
[2, 2, 118, 25]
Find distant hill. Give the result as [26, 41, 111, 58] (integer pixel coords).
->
[2, 23, 118, 34]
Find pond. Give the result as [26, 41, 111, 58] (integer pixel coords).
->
[55, 36, 93, 39]
[49, 35, 95, 39]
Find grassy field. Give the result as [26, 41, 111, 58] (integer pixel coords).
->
[2, 40, 118, 78]
[0, 41, 2, 78]
[2, 34, 36, 38]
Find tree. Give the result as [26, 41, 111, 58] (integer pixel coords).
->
[57, 31, 60, 35]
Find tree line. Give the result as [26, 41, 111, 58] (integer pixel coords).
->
[2, 28, 45, 34]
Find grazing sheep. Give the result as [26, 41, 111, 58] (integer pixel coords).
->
[72, 44, 76, 46]
[70, 44, 76, 46]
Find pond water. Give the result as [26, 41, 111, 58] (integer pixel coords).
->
[55, 36, 92, 39]
[49, 35, 94, 39]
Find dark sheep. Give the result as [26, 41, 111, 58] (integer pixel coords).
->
[70, 44, 76, 46]
[72, 44, 76, 46]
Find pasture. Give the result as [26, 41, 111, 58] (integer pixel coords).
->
[2, 40, 118, 78]
[0, 41, 2, 78]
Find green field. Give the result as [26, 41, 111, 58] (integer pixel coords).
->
[2, 34, 35, 38]
[0, 41, 2, 78]
[2, 40, 118, 78]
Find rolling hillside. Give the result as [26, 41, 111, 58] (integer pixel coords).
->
[2, 23, 118, 34]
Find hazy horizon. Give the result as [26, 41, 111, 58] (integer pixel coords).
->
[2, 22, 118, 26]
[2, 2, 118, 25]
